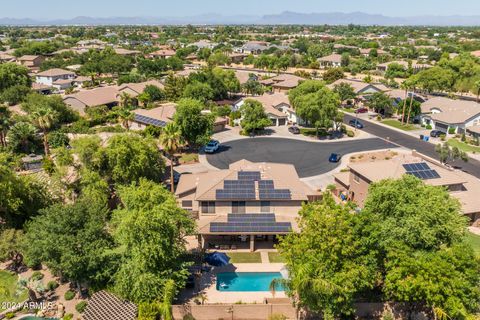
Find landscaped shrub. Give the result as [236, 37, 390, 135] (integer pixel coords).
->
[46, 280, 59, 291]
[347, 130, 354, 137]
[440, 134, 446, 141]
[268, 314, 287, 320]
[63, 313, 73, 320]
[448, 127, 456, 134]
[426, 124, 432, 130]
[75, 301, 88, 313]
[30, 271, 44, 281]
[461, 133, 466, 142]
[64, 290, 75, 300]
[183, 314, 196, 320]
[47, 131, 70, 148]
[5, 312, 15, 319]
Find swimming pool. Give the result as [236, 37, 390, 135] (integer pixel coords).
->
[216, 272, 284, 292]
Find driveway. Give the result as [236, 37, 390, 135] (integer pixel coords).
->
[342, 114, 480, 178]
[206, 137, 397, 178]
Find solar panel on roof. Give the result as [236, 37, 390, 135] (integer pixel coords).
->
[134, 114, 167, 127]
[238, 171, 261, 181]
[402, 162, 440, 180]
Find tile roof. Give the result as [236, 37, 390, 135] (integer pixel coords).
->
[318, 53, 342, 63]
[243, 93, 290, 117]
[422, 97, 480, 124]
[133, 103, 177, 123]
[36, 68, 75, 77]
[63, 86, 119, 107]
[83, 291, 137, 320]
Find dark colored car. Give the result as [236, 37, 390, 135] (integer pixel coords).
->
[288, 126, 300, 134]
[354, 107, 368, 114]
[348, 119, 364, 129]
[430, 130, 444, 138]
[329, 153, 341, 163]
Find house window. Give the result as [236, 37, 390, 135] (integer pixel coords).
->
[260, 201, 270, 213]
[182, 200, 193, 208]
[201, 201, 215, 214]
[353, 174, 360, 183]
[232, 201, 246, 214]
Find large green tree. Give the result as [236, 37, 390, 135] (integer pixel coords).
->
[289, 80, 340, 134]
[174, 98, 214, 147]
[239, 99, 272, 134]
[23, 199, 116, 289]
[278, 195, 378, 319]
[112, 179, 195, 303]
[0, 63, 31, 92]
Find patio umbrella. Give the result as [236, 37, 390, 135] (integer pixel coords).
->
[205, 252, 230, 267]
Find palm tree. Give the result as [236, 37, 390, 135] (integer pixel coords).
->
[405, 78, 418, 125]
[159, 279, 176, 320]
[159, 122, 183, 193]
[400, 81, 409, 124]
[7, 122, 36, 153]
[116, 108, 134, 130]
[119, 92, 133, 108]
[30, 107, 58, 156]
[0, 106, 11, 148]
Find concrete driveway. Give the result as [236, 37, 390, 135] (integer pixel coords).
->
[206, 137, 397, 178]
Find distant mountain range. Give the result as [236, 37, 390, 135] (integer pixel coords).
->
[1, 11, 480, 26]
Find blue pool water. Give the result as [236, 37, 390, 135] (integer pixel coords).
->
[216, 272, 284, 292]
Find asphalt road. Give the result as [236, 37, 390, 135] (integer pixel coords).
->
[343, 114, 480, 178]
[206, 137, 396, 178]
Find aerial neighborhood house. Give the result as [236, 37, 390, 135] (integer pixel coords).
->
[376, 60, 432, 73]
[317, 53, 343, 68]
[359, 48, 388, 57]
[334, 152, 480, 225]
[233, 92, 300, 126]
[76, 39, 107, 49]
[175, 160, 318, 251]
[117, 79, 165, 99]
[35, 68, 76, 90]
[63, 86, 119, 115]
[0, 52, 15, 62]
[235, 41, 269, 55]
[17, 55, 45, 70]
[131, 103, 227, 132]
[328, 79, 389, 97]
[114, 48, 141, 56]
[147, 47, 176, 59]
[470, 50, 480, 58]
[420, 97, 480, 134]
[189, 40, 218, 49]
[260, 74, 305, 93]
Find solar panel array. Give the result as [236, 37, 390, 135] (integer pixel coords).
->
[216, 180, 256, 199]
[258, 179, 291, 200]
[403, 162, 441, 180]
[210, 213, 292, 233]
[134, 114, 167, 127]
[238, 171, 261, 181]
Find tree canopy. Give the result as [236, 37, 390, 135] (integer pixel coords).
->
[174, 98, 213, 147]
[239, 99, 272, 134]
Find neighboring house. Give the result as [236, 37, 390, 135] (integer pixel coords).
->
[131, 103, 227, 132]
[328, 79, 389, 96]
[376, 60, 432, 73]
[466, 125, 480, 138]
[83, 290, 137, 320]
[235, 41, 269, 55]
[147, 48, 176, 59]
[117, 80, 165, 99]
[77, 39, 107, 49]
[262, 74, 305, 93]
[420, 97, 480, 134]
[189, 40, 218, 49]
[228, 52, 248, 64]
[63, 86, 119, 115]
[17, 55, 45, 70]
[359, 48, 388, 57]
[318, 53, 342, 68]
[233, 92, 299, 126]
[334, 152, 480, 225]
[175, 160, 318, 251]
[0, 52, 15, 62]
[35, 68, 76, 90]
[130, 103, 176, 130]
[470, 50, 480, 58]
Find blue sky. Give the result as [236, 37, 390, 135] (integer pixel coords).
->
[4, 0, 480, 19]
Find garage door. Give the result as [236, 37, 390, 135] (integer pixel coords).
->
[278, 118, 286, 126]
[435, 122, 448, 132]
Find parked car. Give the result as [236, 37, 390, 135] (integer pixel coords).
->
[354, 107, 368, 114]
[204, 140, 220, 153]
[288, 126, 300, 134]
[329, 153, 341, 163]
[348, 119, 364, 129]
[430, 130, 443, 138]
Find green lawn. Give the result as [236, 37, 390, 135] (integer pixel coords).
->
[381, 119, 418, 131]
[0, 270, 28, 311]
[466, 232, 480, 257]
[447, 139, 480, 153]
[268, 252, 286, 263]
[179, 153, 199, 163]
[227, 252, 262, 263]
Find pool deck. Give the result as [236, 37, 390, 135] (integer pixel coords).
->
[201, 263, 287, 304]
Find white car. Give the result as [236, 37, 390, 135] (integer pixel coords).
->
[204, 140, 220, 154]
